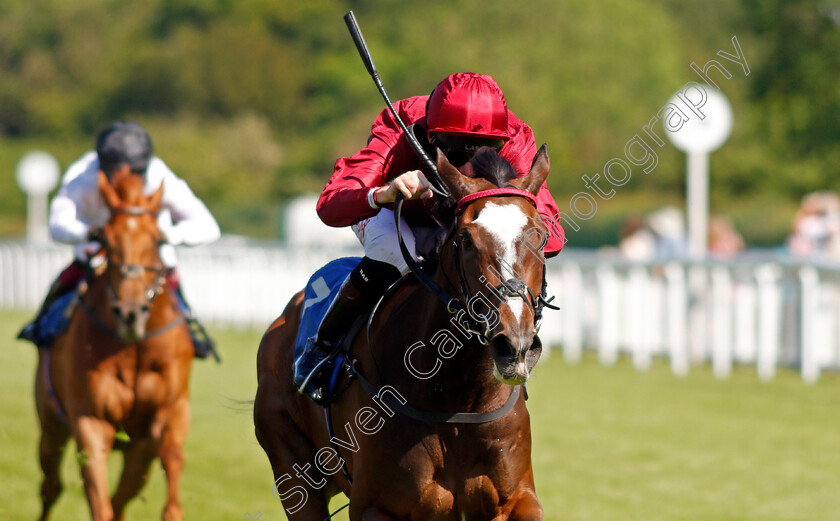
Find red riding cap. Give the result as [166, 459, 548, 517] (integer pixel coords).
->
[426, 72, 510, 141]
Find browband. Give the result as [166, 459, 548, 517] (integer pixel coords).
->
[455, 188, 537, 214]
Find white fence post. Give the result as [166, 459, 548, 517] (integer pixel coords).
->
[665, 263, 689, 377]
[756, 264, 782, 381]
[800, 266, 820, 383]
[628, 266, 652, 371]
[711, 266, 733, 379]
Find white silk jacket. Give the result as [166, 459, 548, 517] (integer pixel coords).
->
[49, 151, 221, 266]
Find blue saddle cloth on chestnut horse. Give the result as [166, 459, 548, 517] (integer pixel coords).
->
[31, 291, 78, 348]
[294, 257, 362, 394]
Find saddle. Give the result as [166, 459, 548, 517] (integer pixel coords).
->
[32, 290, 80, 348]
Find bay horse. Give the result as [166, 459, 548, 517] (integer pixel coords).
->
[255, 146, 553, 520]
[35, 168, 194, 521]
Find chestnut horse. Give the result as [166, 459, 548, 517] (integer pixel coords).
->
[255, 147, 553, 520]
[35, 169, 194, 521]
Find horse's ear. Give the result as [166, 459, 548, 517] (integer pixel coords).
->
[435, 148, 487, 201]
[98, 170, 122, 210]
[512, 144, 550, 196]
[436, 148, 469, 201]
[147, 181, 164, 213]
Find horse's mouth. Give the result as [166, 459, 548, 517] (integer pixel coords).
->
[116, 322, 147, 342]
[490, 334, 543, 385]
[493, 362, 530, 385]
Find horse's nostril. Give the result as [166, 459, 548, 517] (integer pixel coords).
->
[489, 334, 517, 361]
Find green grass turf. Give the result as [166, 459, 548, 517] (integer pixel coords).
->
[1, 308, 838, 520]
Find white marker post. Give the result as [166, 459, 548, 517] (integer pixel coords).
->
[665, 85, 733, 259]
[16, 151, 60, 245]
[665, 85, 733, 365]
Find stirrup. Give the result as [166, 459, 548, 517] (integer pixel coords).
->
[297, 349, 338, 404]
[187, 317, 220, 363]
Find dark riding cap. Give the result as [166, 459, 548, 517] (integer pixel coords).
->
[426, 73, 510, 141]
[96, 121, 153, 174]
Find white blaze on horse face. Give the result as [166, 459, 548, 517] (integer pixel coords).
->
[473, 201, 527, 320]
[127, 217, 138, 231]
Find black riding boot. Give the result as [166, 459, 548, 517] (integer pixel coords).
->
[168, 270, 220, 362]
[294, 257, 401, 404]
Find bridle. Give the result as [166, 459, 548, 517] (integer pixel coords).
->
[78, 205, 184, 341]
[102, 206, 168, 312]
[394, 188, 558, 344]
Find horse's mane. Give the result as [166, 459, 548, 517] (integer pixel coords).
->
[432, 147, 517, 228]
[111, 173, 147, 206]
[469, 147, 517, 188]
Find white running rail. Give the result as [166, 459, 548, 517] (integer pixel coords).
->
[2, 240, 838, 383]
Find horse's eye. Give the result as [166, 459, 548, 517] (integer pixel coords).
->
[460, 231, 474, 250]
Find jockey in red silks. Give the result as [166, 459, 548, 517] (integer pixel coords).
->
[295, 72, 565, 403]
[18, 121, 221, 359]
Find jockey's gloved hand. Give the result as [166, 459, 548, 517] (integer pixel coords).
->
[161, 226, 184, 246]
[374, 170, 434, 205]
[86, 228, 104, 242]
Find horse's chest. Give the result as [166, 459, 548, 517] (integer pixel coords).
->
[97, 361, 167, 424]
[369, 432, 524, 518]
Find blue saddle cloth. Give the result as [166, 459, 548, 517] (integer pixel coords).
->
[36, 291, 78, 347]
[294, 257, 361, 393]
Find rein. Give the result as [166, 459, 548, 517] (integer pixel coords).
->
[77, 295, 186, 343]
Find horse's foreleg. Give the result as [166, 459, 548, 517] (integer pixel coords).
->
[74, 415, 116, 521]
[36, 398, 70, 521]
[111, 438, 157, 521]
[254, 378, 333, 520]
[157, 396, 189, 521]
[501, 488, 543, 521]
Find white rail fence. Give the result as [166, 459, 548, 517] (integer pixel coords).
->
[2, 240, 839, 383]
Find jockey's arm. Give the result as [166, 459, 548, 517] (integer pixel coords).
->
[317, 98, 425, 228]
[535, 183, 565, 258]
[155, 160, 220, 246]
[49, 160, 96, 245]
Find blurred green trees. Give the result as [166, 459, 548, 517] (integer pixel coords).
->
[0, 0, 837, 245]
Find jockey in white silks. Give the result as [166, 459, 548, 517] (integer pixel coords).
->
[19, 121, 221, 360]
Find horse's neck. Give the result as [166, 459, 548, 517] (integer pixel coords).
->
[368, 274, 505, 413]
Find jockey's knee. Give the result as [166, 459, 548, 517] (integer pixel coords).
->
[354, 210, 416, 274]
[350, 257, 401, 296]
[58, 260, 86, 288]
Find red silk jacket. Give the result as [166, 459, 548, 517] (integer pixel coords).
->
[316, 96, 565, 257]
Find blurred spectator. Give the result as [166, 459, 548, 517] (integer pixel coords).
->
[708, 215, 745, 259]
[788, 191, 840, 261]
[648, 206, 688, 259]
[618, 214, 656, 260]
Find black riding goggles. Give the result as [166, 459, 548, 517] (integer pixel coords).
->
[431, 133, 505, 167]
